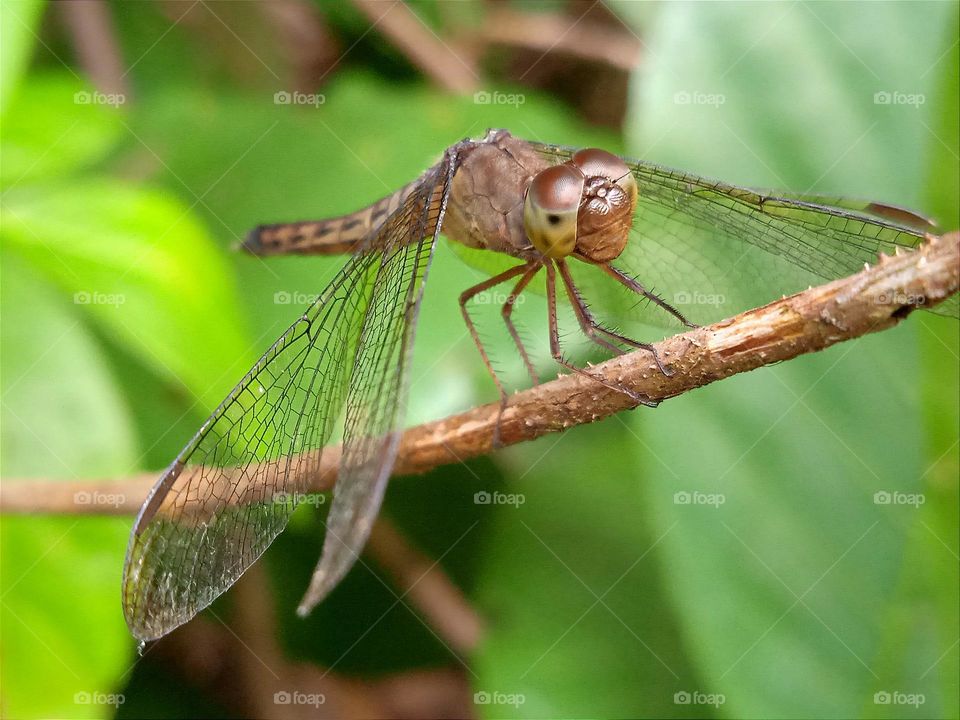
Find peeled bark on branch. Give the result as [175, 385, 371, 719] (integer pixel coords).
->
[2, 232, 958, 516]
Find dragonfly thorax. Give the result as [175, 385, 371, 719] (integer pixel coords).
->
[523, 148, 638, 262]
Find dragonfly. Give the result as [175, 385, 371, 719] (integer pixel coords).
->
[122, 128, 954, 642]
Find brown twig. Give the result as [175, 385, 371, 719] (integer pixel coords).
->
[351, 0, 477, 94]
[478, 6, 642, 71]
[147, 587, 468, 718]
[2, 232, 958, 514]
[259, 0, 341, 92]
[58, 0, 129, 98]
[367, 518, 483, 654]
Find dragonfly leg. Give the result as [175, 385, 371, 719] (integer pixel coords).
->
[557, 259, 630, 355]
[501, 264, 542, 386]
[545, 262, 659, 408]
[460, 263, 536, 447]
[556, 259, 674, 378]
[598, 263, 699, 329]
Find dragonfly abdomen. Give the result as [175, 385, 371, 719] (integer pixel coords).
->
[242, 177, 423, 256]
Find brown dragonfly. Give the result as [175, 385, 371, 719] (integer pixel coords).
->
[122, 129, 952, 642]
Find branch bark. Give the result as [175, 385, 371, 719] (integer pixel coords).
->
[478, 6, 643, 71]
[351, 0, 477, 93]
[1, 232, 957, 515]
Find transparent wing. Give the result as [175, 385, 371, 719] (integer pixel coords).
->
[122, 159, 447, 641]
[297, 159, 450, 613]
[531, 143, 958, 328]
[122, 251, 380, 640]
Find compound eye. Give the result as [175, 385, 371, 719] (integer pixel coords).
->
[571, 148, 637, 202]
[523, 164, 584, 258]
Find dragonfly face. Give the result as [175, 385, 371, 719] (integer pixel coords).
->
[524, 148, 638, 262]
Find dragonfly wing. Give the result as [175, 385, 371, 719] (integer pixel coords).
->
[296, 157, 452, 614]
[738, 191, 936, 231]
[531, 143, 957, 326]
[122, 250, 381, 641]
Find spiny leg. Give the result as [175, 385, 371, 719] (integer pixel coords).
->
[556, 259, 628, 356]
[556, 259, 674, 377]
[545, 262, 659, 408]
[599, 262, 698, 329]
[501, 264, 542, 386]
[460, 262, 535, 446]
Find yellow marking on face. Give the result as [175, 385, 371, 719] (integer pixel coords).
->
[523, 164, 584, 258]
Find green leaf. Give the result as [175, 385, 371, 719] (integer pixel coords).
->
[1, 72, 125, 186]
[637, 344, 932, 717]
[0, 251, 134, 719]
[628, 2, 950, 205]
[624, 3, 958, 717]
[923, 7, 960, 229]
[472, 420, 711, 718]
[904, 13, 960, 717]
[0, 0, 44, 117]
[1, 180, 251, 409]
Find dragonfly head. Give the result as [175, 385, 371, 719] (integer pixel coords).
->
[523, 149, 637, 262]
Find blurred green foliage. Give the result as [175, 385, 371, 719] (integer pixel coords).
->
[0, 2, 957, 719]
